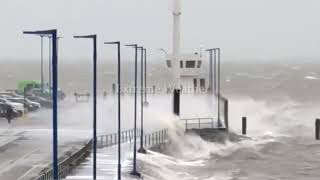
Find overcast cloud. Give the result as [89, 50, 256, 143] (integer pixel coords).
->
[0, 0, 320, 62]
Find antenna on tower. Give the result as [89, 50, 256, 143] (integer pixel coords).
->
[172, 0, 181, 57]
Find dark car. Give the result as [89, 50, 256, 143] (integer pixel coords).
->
[26, 96, 53, 108]
[7, 98, 40, 112]
[32, 89, 66, 100]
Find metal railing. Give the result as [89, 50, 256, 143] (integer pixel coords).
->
[181, 94, 229, 132]
[181, 118, 214, 131]
[97, 128, 140, 148]
[36, 140, 92, 180]
[33, 128, 168, 180]
[144, 129, 169, 148]
[34, 128, 140, 180]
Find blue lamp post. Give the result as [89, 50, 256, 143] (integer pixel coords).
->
[74, 34, 98, 180]
[143, 48, 149, 106]
[104, 41, 122, 180]
[23, 29, 59, 179]
[125, 44, 141, 177]
[137, 46, 146, 154]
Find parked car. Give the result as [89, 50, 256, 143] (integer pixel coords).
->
[26, 96, 52, 108]
[32, 88, 66, 100]
[0, 91, 21, 98]
[0, 103, 21, 120]
[0, 98, 25, 115]
[7, 98, 41, 112]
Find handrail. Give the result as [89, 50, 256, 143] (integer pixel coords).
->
[33, 128, 168, 180]
[180, 118, 214, 131]
[34, 128, 140, 180]
[97, 128, 141, 148]
[35, 140, 92, 180]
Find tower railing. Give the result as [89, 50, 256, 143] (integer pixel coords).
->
[181, 94, 229, 132]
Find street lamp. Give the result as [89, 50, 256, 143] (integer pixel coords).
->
[217, 48, 221, 128]
[125, 44, 141, 177]
[104, 41, 122, 180]
[74, 34, 98, 180]
[48, 36, 52, 92]
[206, 48, 221, 128]
[40, 35, 44, 93]
[143, 48, 149, 106]
[206, 48, 216, 93]
[23, 29, 59, 180]
[137, 46, 146, 154]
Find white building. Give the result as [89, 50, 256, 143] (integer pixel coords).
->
[165, 0, 208, 93]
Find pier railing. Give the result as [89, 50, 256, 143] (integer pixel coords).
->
[181, 118, 214, 130]
[97, 128, 141, 148]
[181, 94, 229, 132]
[34, 128, 168, 180]
[144, 129, 169, 148]
[98, 128, 169, 148]
[35, 140, 92, 180]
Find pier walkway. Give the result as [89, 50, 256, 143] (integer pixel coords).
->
[65, 142, 136, 180]
[64, 129, 168, 180]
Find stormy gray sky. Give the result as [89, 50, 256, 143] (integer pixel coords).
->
[0, 0, 320, 62]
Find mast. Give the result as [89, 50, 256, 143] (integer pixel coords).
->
[173, 0, 181, 57]
[172, 0, 181, 116]
[172, 0, 181, 85]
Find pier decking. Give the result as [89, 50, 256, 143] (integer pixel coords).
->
[65, 142, 137, 180]
[62, 129, 168, 180]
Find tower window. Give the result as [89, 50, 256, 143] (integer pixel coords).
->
[180, 61, 183, 68]
[197, 60, 202, 68]
[186, 61, 195, 68]
[200, 79, 206, 90]
[166, 60, 172, 68]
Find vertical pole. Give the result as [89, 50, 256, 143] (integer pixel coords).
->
[23, 87, 26, 115]
[144, 49, 147, 102]
[208, 50, 213, 93]
[139, 48, 146, 154]
[130, 45, 140, 177]
[134, 45, 137, 166]
[224, 99, 229, 131]
[217, 49, 221, 127]
[40, 35, 44, 93]
[214, 49, 217, 94]
[117, 42, 121, 180]
[49, 36, 52, 93]
[242, 117, 247, 135]
[145, 135, 147, 147]
[316, 119, 320, 140]
[52, 30, 59, 180]
[93, 36, 97, 180]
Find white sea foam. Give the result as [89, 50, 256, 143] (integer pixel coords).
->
[305, 76, 318, 80]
